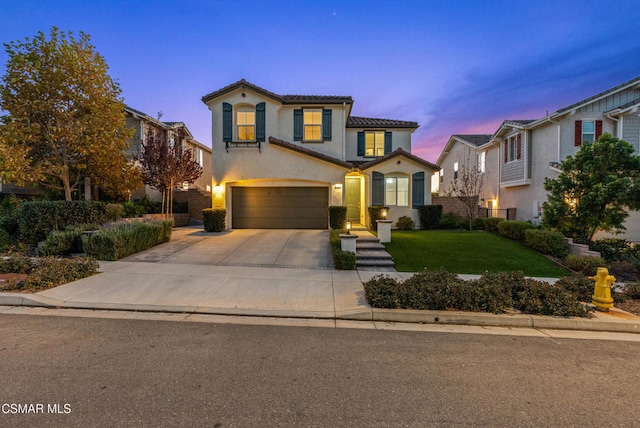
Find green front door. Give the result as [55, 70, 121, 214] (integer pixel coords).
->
[345, 177, 360, 223]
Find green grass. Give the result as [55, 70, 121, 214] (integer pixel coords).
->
[385, 230, 570, 277]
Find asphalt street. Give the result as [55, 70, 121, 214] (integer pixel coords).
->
[1, 313, 640, 427]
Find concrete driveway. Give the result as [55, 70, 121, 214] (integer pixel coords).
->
[121, 227, 333, 269]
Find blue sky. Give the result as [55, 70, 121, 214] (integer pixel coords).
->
[1, 0, 639, 161]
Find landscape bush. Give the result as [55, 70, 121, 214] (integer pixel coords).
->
[203, 208, 226, 232]
[395, 216, 415, 230]
[367, 206, 389, 231]
[328, 206, 348, 230]
[497, 220, 536, 242]
[438, 212, 464, 229]
[363, 269, 589, 317]
[473, 217, 487, 230]
[82, 219, 173, 260]
[17, 200, 107, 245]
[590, 238, 629, 262]
[552, 276, 594, 302]
[524, 229, 570, 258]
[38, 223, 101, 256]
[418, 205, 442, 229]
[624, 282, 640, 300]
[483, 217, 504, 233]
[329, 229, 356, 270]
[608, 260, 640, 282]
[105, 203, 126, 221]
[565, 255, 607, 276]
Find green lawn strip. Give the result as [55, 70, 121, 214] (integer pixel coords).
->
[385, 230, 570, 277]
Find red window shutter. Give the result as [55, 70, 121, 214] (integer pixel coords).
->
[504, 140, 508, 163]
[595, 120, 603, 139]
[516, 134, 521, 160]
[574, 120, 582, 146]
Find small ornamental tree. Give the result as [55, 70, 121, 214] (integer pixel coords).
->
[138, 127, 203, 215]
[542, 133, 640, 241]
[450, 150, 484, 230]
[0, 27, 140, 200]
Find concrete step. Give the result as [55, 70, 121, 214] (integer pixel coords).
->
[356, 259, 396, 267]
[356, 242, 386, 250]
[356, 250, 393, 260]
[355, 235, 380, 242]
[356, 266, 397, 272]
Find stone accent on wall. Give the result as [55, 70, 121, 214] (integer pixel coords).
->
[431, 195, 470, 218]
[173, 188, 212, 222]
[566, 238, 602, 258]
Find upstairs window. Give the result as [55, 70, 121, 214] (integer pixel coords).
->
[365, 131, 385, 157]
[575, 120, 602, 146]
[237, 111, 255, 141]
[304, 109, 322, 141]
[477, 151, 486, 173]
[385, 176, 409, 207]
[503, 133, 521, 162]
[453, 162, 459, 180]
[294, 108, 332, 142]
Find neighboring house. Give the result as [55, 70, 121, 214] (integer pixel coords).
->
[201, 79, 439, 229]
[125, 106, 213, 201]
[437, 75, 640, 241]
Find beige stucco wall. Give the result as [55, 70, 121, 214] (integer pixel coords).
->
[344, 128, 413, 162]
[437, 140, 477, 196]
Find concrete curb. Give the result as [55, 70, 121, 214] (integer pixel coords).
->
[1, 294, 639, 334]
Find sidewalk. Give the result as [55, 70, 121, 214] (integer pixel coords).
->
[1, 261, 639, 334]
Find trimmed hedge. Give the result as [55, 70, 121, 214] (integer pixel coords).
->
[565, 255, 607, 276]
[396, 216, 415, 230]
[367, 206, 389, 231]
[364, 269, 589, 317]
[483, 217, 504, 233]
[203, 209, 226, 232]
[438, 212, 464, 229]
[328, 206, 348, 230]
[418, 205, 442, 229]
[497, 220, 536, 242]
[18, 201, 107, 245]
[82, 219, 173, 261]
[524, 229, 570, 258]
[329, 229, 356, 270]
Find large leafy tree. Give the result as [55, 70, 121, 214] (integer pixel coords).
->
[0, 27, 140, 200]
[542, 133, 640, 241]
[138, 127, 203, 214]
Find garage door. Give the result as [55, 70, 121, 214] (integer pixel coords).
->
[232, 187, 328, 229]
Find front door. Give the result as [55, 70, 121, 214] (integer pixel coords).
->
[345, 177, 361, 223]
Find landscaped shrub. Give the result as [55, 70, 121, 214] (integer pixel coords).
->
[396, 216, 415, 230]
[105, 203, 126, 221]
[13, 257, 99, 292]
[483, 217, 504, 233]
[203, 208, 226, 232]
[590, 238, 629, 261]
[497, 220, 536, 242]
[524, 229, 570, 258]
[329, 229, 356, 270]
[0, 252, 32, 274]
[418, 205, 442, 229]
[473, 217, 487, 230]
[38, 229, 82, 256]
[0, 229, 14, 252]
[363, 274, 401, 308]
[17, 200, 107, 245]
[515, 280, 588, 317]
[565, 255, 607, 276]
[367, 206, 389, 231]
[554, 276, 594, 302]
[624, 282, 640, 300]
[82, 219, 173, 260]
[328, 206, 348, 230]
[608, 260, 640, 282]
[438, 212, 464, 229]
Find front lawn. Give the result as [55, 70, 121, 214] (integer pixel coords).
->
[385, 230, 570, 277]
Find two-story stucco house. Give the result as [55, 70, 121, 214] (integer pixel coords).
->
[201, 79, 439, 230]
[437, 75, 640, 241]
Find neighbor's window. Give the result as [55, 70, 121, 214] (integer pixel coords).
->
[453, 162, 459, 180]
[385, 177, 409, 206]
[237, 111, 255, 141]
[477, 151, 486, 173]
[508, 136, 517, 162]
[304, 109, 322, 141]
[581, 120, 595, 144]
[365, 131, 385, 157]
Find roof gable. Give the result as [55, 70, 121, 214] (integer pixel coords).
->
[436, 134, 492, 166]
[360, 148, 440, 172]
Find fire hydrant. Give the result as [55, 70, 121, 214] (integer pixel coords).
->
[589, 267, 615, 311]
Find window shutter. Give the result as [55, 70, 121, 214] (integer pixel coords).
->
[293, 109, 303, 141]
[357, 132, 365, 156]
[322, 109, 332, 141]
[412, 172, 425, 208]
[255, 102, 266, 142]
[595, 120, 603, 140]
[223, 102, 233, 142]
[504, 140, 508, 163]
[516, 133, 521, 160]
[384, 131, 392, 154]
[372, 171, 385, 206]
[574, 120, 582, 146]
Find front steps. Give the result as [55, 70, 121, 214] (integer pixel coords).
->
[352, 232, 396, 272]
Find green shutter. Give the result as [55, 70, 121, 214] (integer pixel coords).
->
[223, 102, 232, 142]
[372, 171, 385, 206]
[357, 132, 365, 156]
[384, 131, 392, 154]
[412, 172, 425, 208]
[256, 102, 265, 142]
[322, 109, 332, 141]
[293, 109, 303, 141]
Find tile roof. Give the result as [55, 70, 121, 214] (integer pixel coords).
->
[347, 116, 419, 129]
[556, 75, 640, 114]
[503, 119, 535, 127]
[452, 134, 493, 147]
[268, 137, 353, 168]
[360, 148, 440, 171]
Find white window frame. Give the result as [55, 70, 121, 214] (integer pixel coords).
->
[236, 109, 255, 142]
[303, 109, 322, 142]
[581, 120, 596, 144]
[365, 131, 385, 157]
[385, 176, 409, 207]
[477, 151, 486, 173]
[507, 136, 517, 162]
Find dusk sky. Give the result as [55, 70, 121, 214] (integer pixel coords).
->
[1, 0, 639, 161]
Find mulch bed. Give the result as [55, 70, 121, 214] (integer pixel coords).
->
[616, 299, 640, 316]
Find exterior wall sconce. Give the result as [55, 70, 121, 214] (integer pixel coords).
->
[345, 221, 352, 234]
[213, 184, 223, 194]
[334, 183, 342, 189]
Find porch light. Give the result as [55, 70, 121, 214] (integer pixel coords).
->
[381, 209, 387, 219]
[346, 221, 352, 234]
[334, 183, 342, 189]
[213, 184, 223, 194]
